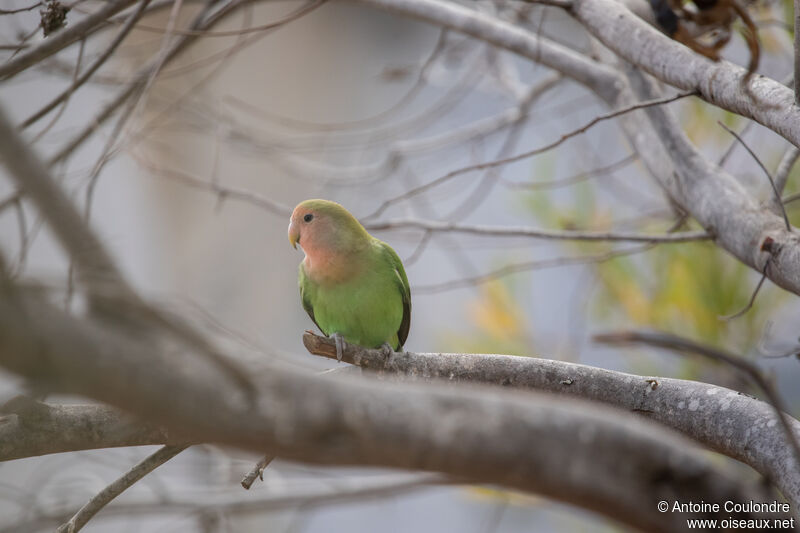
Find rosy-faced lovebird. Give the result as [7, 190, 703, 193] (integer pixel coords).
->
[288, 199, 411, 360]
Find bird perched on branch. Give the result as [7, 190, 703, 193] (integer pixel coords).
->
[288, 199, 411, 361]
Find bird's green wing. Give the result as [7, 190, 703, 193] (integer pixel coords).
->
[299, 265, 327, 336]
[380, 241, 411, 349]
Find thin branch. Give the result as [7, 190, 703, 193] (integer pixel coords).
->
[118, 6, 332, 38]
[134, 155, 293, 217]
[503, 153, 638, 190]
[20, 0, 153, 129]
[55, 444, 188, 533]
[719, 262, 769, 321]
[366, 218, 710, 243]
[0, 2, 42, 15]
[718, 122, 755, 168]
[414, 244, 653, 294]
[240, 455, 274, 490]
[718, 121, 791, 232]
[403, 230, 432, 266]
[46, 0, 229, 166]
[29, 36, 86, 142]
[224, 27, 449, 132]
[593, 330, 800, 483]
[0, 0, 139, 80]
[364, 91, 695, 219]
[0, 102, 135, 300]
[9, 473, 442, 532]
[772, 146, 800, 207]
[795, 0, 800, 105]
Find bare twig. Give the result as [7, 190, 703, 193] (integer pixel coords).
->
[719, 262, 769, 321]
[29, 36, 85, 142]
[0, 2, 42, 15]
[414, 244, 654, 293]
[240, 455, 274, 490]
[503, 153, 638, 190]
[55, 444, 188, 533]
[366, 218, 710, 243]
[718, 121, 791, 232]
[225, 27, 449, 132]
[9, 473, 442, 532]
[364, 91, 695, 219]
[795, 0, 800, 105]
[772, 146, 800, 209]
[21, 0, 153, 129]
[0, 102, 135, 299]
[46, 0, 229, 166]
[0, 0, 139, 80]
[133, 154, 293, 217]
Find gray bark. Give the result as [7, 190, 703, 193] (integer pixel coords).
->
[0, 403, 169, 461]
[305, 333, 800, 509]
[0, 290, 787, 533]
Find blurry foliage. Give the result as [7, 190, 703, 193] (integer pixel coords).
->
[441, 279, 534, 356]
[593, 241, 778, 350]
[683, 102, 742, 148]
[444, 143, 790, 372]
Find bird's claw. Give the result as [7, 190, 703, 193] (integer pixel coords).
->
[380, 343, 395, 365]
[333, 333, 344, 362]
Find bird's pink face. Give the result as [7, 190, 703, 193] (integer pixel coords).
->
[288, 200, 364, 283]
[288, 204, 327, 254]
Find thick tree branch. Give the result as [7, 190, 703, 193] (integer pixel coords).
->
[569, 0, 800, 148]
[0, 402, 169, 462]
[0, 290, 787, 533]
[303, 332, 800, 509]
[354, 0, 619, 97]
[593, 330, 800, 473]
[352, 0, 800, 295]
[357, 0, 800, 148]
[621, 68, 800, 296]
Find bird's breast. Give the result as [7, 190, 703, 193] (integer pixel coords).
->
[302, 250, 362, 286]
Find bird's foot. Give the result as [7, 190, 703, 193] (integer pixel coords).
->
[332, 333, 345, 362]
[380, 342, 396, 365]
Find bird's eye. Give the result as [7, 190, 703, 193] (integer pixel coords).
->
[303, 213, 314, 223]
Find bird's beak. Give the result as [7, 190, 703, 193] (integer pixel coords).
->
[288, 221, 300, 250]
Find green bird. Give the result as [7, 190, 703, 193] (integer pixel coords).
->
[288, 199, 411, 360]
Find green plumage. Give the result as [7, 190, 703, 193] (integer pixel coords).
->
[293, 200, 410, 350]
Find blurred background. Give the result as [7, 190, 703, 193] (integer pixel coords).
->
[1, 0, 800, 531]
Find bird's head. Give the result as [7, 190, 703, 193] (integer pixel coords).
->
[288, 199, 369, 254]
